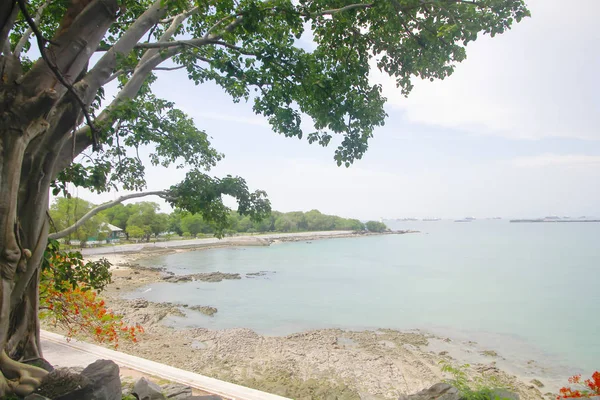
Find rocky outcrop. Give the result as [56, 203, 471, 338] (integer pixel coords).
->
[133, 377, 166, 400]
[398, 383, 520, 400]
[189, 305, 218, 316]
[35, 360, 121, 400]
[162, 272, 241, 283]
[162, 383, 193, 399]
[132, 378, 224, 400]
[399, 383, 461, 400]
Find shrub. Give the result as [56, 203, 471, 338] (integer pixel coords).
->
[40, 240, 143, 348]
[557, 372, 600, 399]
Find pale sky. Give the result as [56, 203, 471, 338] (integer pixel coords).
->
[72, 0, 600, 221]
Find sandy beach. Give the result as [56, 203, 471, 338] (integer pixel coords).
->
[44, 233, 555, 400]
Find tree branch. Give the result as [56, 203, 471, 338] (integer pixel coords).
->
[48, 191, 170, 240]
[0, 0, 18, 52]
[13, 0, 51, 57]
[16, 0, 100, 149]
[314, 3, 374, 16]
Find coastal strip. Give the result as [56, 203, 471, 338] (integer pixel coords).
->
[81, 230, 418, 257]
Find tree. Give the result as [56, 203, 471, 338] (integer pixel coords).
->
[0, 0, 529, 395]
[180, 213, 211, 237]
[365, 221, 387, 233]
[125, 225, 145, 241]
[98, 203, 133, 230]
[49, 197, 104, 245]
[125, 202, 168, 241]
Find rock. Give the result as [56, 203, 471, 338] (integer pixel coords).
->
[79, 359, 122, 400]
[24, 394, 52, 400]
[489, 389, 519, 400]
[35, 362, 118, 399]
[131, 298, 149, 308]
[481, 350, 499, 357]
[530, 379, 544, 388]
[189, 305, 218, 316]
[398, 383, 460, 400]
[162, 272, 241, 283]
[23, 357, 54, 372]
[36, 367, 91, 399]
[133, 377, 167, 400]
[162, 275, 192, 283]
[161, 383, 193, 399]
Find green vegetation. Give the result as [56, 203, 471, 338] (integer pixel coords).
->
[440, 362, 514, 400]
[50, 198, 388, 241]
[365, 221, 388, 233]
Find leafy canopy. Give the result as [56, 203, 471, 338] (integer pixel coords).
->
[13, 0, 529, 230]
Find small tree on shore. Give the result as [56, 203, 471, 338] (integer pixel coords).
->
[0, 0, 528, 395]
[366, 221, 387, 233]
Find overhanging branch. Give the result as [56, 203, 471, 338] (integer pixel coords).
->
[48, 190, 170, 240]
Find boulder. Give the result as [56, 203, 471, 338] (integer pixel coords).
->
[131, 298, 149, 308]
[133, 377, 167, 400]
[398, 384, 520, 400]
[79, 359, 122, 400]
[36, 367, 91, 400]
[23, 357, 54, 372]
[161, 383, 193, 399]
[398, 383, 460, 400]
[24, 394, 52, 400]
[489, 389, 519, 400]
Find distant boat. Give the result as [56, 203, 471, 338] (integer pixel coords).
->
[454, 219, 472, 223]
[422, 218, 441, 222]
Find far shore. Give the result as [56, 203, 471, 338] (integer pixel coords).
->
[59, 229, 559, 400]
[81, 229, 417, 258]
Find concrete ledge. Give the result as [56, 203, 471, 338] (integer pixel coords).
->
[41, 330, 290, 400]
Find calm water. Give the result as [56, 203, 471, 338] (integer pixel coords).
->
[132, 220, 599, 374]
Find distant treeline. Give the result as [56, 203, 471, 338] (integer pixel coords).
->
[49, 198, 388, 242]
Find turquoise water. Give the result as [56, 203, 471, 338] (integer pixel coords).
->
[133, 220, 599, 374]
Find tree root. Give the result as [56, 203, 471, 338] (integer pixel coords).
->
[0, 350, 48, 397]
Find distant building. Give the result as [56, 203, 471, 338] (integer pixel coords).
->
[102, 223, 124, 240]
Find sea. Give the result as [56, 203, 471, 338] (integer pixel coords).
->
[131, 220, 599, 379]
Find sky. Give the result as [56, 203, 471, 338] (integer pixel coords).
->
[72, 0, 600, 221]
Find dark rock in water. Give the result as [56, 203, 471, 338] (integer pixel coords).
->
[161, 382, 193, 399]
[530, 379, 544, 388]
[163, 275, 192, 283]
[398, 383, 460, 400]
[133, 377, 167, 400]
[163, 272, 241, 283]
[79, 359, 121, 400]
[189, 305, 218, 316]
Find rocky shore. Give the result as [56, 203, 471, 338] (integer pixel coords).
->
[42, 246, 552, 400]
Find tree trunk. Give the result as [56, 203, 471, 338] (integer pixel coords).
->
[0, 131, 49, 397]
[0, 54, 54, 397]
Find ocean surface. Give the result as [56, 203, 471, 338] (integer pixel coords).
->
[131, 220, 599, 376]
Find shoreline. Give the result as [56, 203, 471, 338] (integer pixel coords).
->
[81, 230, 417, 259]
[66, 234, 556, 400]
